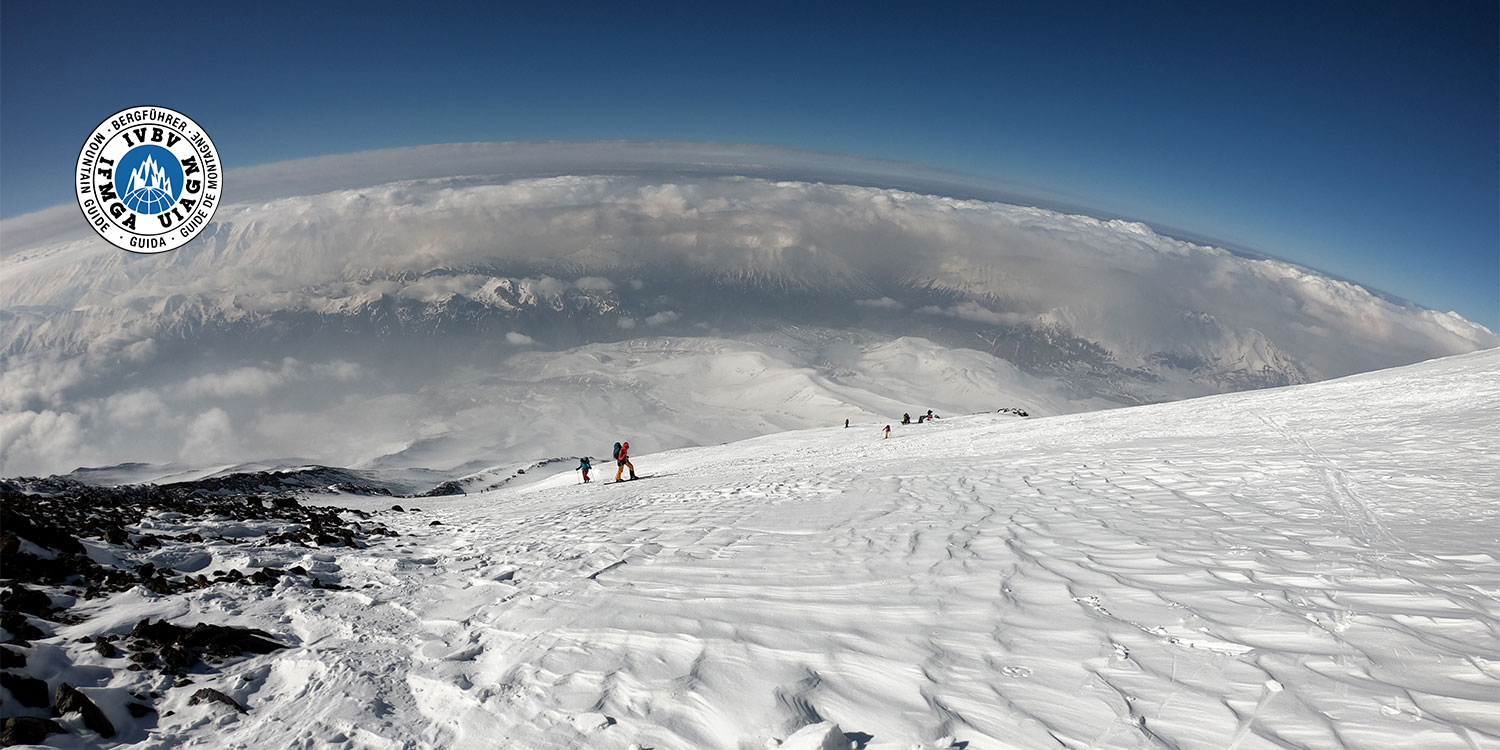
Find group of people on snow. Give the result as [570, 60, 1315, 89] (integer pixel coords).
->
[575, 440, 638, 484]
[577, 409, 942, 481]
[885, 409, 939, 438]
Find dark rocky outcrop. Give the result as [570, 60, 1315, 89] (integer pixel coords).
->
[0, 471, 383, 727]
[0, 612, 44, 644]
[1, 585, 55, 618]
[160, 466, 397, 497]
[0, 509, 85, 556]
[54, 683, 116, 738]
[0, 671, 48, 707]
[417, 480, 466, 497]
[119, 618, 287, 677]
[0, 646, 25, 669]
[0, 478, 389, 603]
[130, 619, 284, 657]
[188, 687, 247, 713]
[0, 716, 66, 746]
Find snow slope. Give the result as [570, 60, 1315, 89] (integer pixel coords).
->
[37, 348, 1500, 748]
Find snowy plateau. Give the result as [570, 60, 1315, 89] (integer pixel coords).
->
[2, 347, 1497, 749]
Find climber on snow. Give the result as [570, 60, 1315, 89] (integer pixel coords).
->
[613, 440, 638, 482]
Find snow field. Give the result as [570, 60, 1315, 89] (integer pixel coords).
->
[55, 349, 1500, 748]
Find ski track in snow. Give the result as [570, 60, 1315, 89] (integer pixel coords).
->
[65, 351, 1500, 749]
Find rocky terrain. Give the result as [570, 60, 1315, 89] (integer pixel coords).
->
[0, 473, 400, 745]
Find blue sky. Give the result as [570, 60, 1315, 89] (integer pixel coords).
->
[2, 1, 1495, 328]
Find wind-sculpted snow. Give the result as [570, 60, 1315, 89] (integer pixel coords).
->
[1, 143, 1494, 476]
[8, 349, 1493, 747]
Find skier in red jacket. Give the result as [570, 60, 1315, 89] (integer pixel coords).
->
[613, 441, 638, 482]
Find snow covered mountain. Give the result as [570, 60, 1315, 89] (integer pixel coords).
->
[1, 143, 1494, 476]
[3, 347, 1496, 748]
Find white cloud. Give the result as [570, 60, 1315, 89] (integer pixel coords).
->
[182, 364, 292, 398]
[124, 339, 157, 362]
[396, 273, 493, 302]
[575, 276, 615, 291]
[0, 409, 86, 475]
[175, 358, 363, 400]
[0, 355, 382, 475]
[0, 357, 87, 412]
[617, 317, 637, 329]
[311, 360, 362, 381]
[645, 311, 680, 326]
[506, 332, 535, 345]
[856, 297, 905, 311]
[105, 390, 167, 426]
[519, 277, 568, 299]
[918, 302, 1031, 328]
[7, 166, 1487, 384]
[182, 408, 235, 464]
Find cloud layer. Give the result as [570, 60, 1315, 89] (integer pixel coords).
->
[1, 143, 1493, 476]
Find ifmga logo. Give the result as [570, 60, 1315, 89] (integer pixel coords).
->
[76, 107, 222, 254]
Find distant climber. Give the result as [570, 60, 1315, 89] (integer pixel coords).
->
[901, 413, 911, 425]
[576, 456, 592, 483]
[844, 418, 850, 429]
[926, 409, 939, 420]
[613, 441, 638, 482]
[883, 425, 891, 439]
[917, 414, 927, 424]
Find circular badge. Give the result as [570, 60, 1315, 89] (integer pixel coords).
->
[75, 106, 222, 254]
